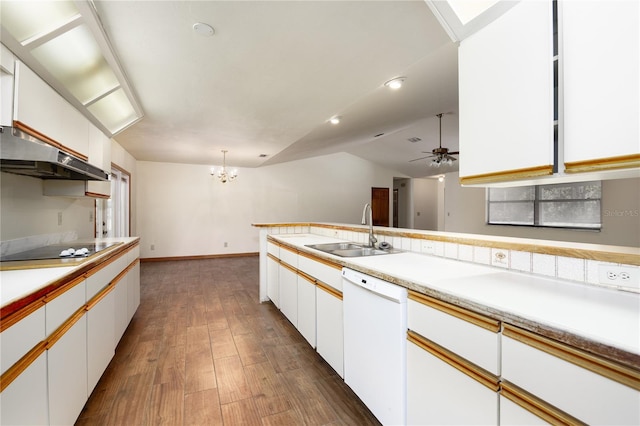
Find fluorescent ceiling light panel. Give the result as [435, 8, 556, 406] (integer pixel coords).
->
[31, 25, 120, 105]
[1, 0, 79, 43]
[87, 88, 138, 134]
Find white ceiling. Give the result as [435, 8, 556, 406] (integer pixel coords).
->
[94, 0, 460, 178]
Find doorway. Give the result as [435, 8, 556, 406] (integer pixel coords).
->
[371, 187, 389, 227]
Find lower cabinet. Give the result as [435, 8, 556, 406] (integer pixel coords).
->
[87, 289, 116, 394]
[316, 282, 344, 378]
[501, 324, 640, 425]
[127, 262, 141, 321]
[407, 336, 499, 425]
[0, 351, 48, 426]
[279, 262, 298, 327]
[297, 271, 316, 347]
[266, 254, 280, 308]
[407, 291, 501, 425]
[48, 317, 88, 426]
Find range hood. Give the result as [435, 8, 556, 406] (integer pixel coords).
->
[0, 126, 109, 181]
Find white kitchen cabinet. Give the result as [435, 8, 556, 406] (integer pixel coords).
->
[298, 251, 342, 291]
[0, 305, 46, 375]
[127, 261, 141, 322]
[407, 339, 498, 425]
[13, 61, 89, 158]
[499, 394, 548, 425]
[48, 317, 88, 426]
[0, 351, 48, 426]
[266, 254, 280, 307]
[113, 270, 129, 343]
[562, 1, 640, 173]
[297, 271, 316, 347]
[502, 324, 640, 425]
[86, 122, 112, 197]
[279, 262, 298, 327]
[315, 282, 344, 377]
[458, 0, 555, 184]
[87, 289, 116, 394]
[406, 292, 500, 425]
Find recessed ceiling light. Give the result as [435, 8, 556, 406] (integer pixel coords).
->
[384, 77, 406, 89]
[329, 116, 341, 125]
[193, 22, 215, 37]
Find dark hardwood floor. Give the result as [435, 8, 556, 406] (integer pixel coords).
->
[76, 256, 380, 425]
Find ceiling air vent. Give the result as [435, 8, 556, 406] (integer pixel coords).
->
[407, 137, 422, 143]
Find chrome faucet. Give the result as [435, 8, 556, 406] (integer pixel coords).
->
[361, 203, 377, 248]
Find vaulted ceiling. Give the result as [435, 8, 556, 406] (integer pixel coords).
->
[94, 0, 460, 177]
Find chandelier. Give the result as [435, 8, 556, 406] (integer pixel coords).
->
[210, 150, 237, 183]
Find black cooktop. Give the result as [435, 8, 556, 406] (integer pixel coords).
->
[0, 242, 119, 262]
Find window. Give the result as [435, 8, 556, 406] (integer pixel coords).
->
[487, 181, 601, 229]
[96, 166, 130, 238]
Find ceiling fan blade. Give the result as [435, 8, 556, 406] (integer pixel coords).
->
[448, 151, 459, 155]
[409, 155, 434, 162]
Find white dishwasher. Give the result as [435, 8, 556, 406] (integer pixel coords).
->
[342, 267, 407, 426]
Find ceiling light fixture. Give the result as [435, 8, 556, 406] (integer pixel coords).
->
[193, 22, 215, 37]
[210, 150, 237, 183]
[329, 116, 341, 125]
[438, 175, 445, 182]
[384, 77, 406, 89]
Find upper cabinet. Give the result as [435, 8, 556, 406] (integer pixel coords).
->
[86, 122, 112, 198]
[562, 1, 640, 173]
[458, 0, 640, 186]
[14, 60, 89, 160]
[458, 1, 555, 185]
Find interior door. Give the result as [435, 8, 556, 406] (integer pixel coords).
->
[371, 187, 389, 227]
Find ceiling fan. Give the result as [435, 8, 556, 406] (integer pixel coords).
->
[409, 113, 459, 167]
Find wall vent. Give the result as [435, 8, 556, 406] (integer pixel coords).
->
[407, 137, 422, 143]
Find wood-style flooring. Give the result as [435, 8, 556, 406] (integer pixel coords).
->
[76, 256, 380, 425]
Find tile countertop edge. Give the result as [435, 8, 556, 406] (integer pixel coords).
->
[254, 222, 640, 265]
[0, 237, 140, 320]
[268, 234, 640, 371]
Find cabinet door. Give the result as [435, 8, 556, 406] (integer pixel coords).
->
[316, 284, 343, 377]
[48, 317, 88, 426]
[458, 1, 554, 183]
[266, 255, 280, 307]
[14, 61, 89, 158]
[499, 395, 548, 425]
[0, 306, 45, 375]
[407, 340, 498, 425]
[0, 352, 48, 426]
[297, 273, 316, 347]
[127, 262, 140, 323]
[1, 44, 15, 126]
[298, 252, 342, 291]
[113, 273, 128, 343]
[562, 1, 640, 170]
[278, 263, 298, 326]
[87, 290, 115, 393]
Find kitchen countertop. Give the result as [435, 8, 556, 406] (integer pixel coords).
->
[0, 237, 139, 317]
[268, 234, 640, 370]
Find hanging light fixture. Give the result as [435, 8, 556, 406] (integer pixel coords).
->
[210, 150, 237, 183]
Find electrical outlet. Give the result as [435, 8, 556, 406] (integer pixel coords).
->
[224, 242, 228, 248]
[150, 244, 155, 251]
[57, 212, 62, 226]
[598, 265, 640, 290]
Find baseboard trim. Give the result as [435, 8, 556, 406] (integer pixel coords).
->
[141, 252, 258, 262]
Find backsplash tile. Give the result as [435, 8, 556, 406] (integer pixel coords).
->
[458, 244, 473, 262]
[532, 253, 557, 277]
[510, 251, 532, 273]
[474, 246, 491, 265]
[557, 256, 585, 282]
[444, 242, 458, 259]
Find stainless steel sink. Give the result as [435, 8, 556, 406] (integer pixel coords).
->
[305, 242, 398, 257]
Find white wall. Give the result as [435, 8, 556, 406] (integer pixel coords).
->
[443, 172, 640, 247]
[0, 172, 94, 240]
[136, 152, 397, 258]
[412, 178, 439, 230]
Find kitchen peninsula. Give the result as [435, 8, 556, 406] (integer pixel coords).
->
[254, 222, 640, 424]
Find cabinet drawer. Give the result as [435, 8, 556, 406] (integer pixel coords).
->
[408, 292, 500, 375]
[267, 241, 279, 257]
[127, 244, 140, 264]
[298, 252, 342, 291]
[502, 324, 640, 425]
[279, 245, 298, 267]
[45, 278, 86, 335]
[0, 304, 45, 375]
[86, 252, 128, 299]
